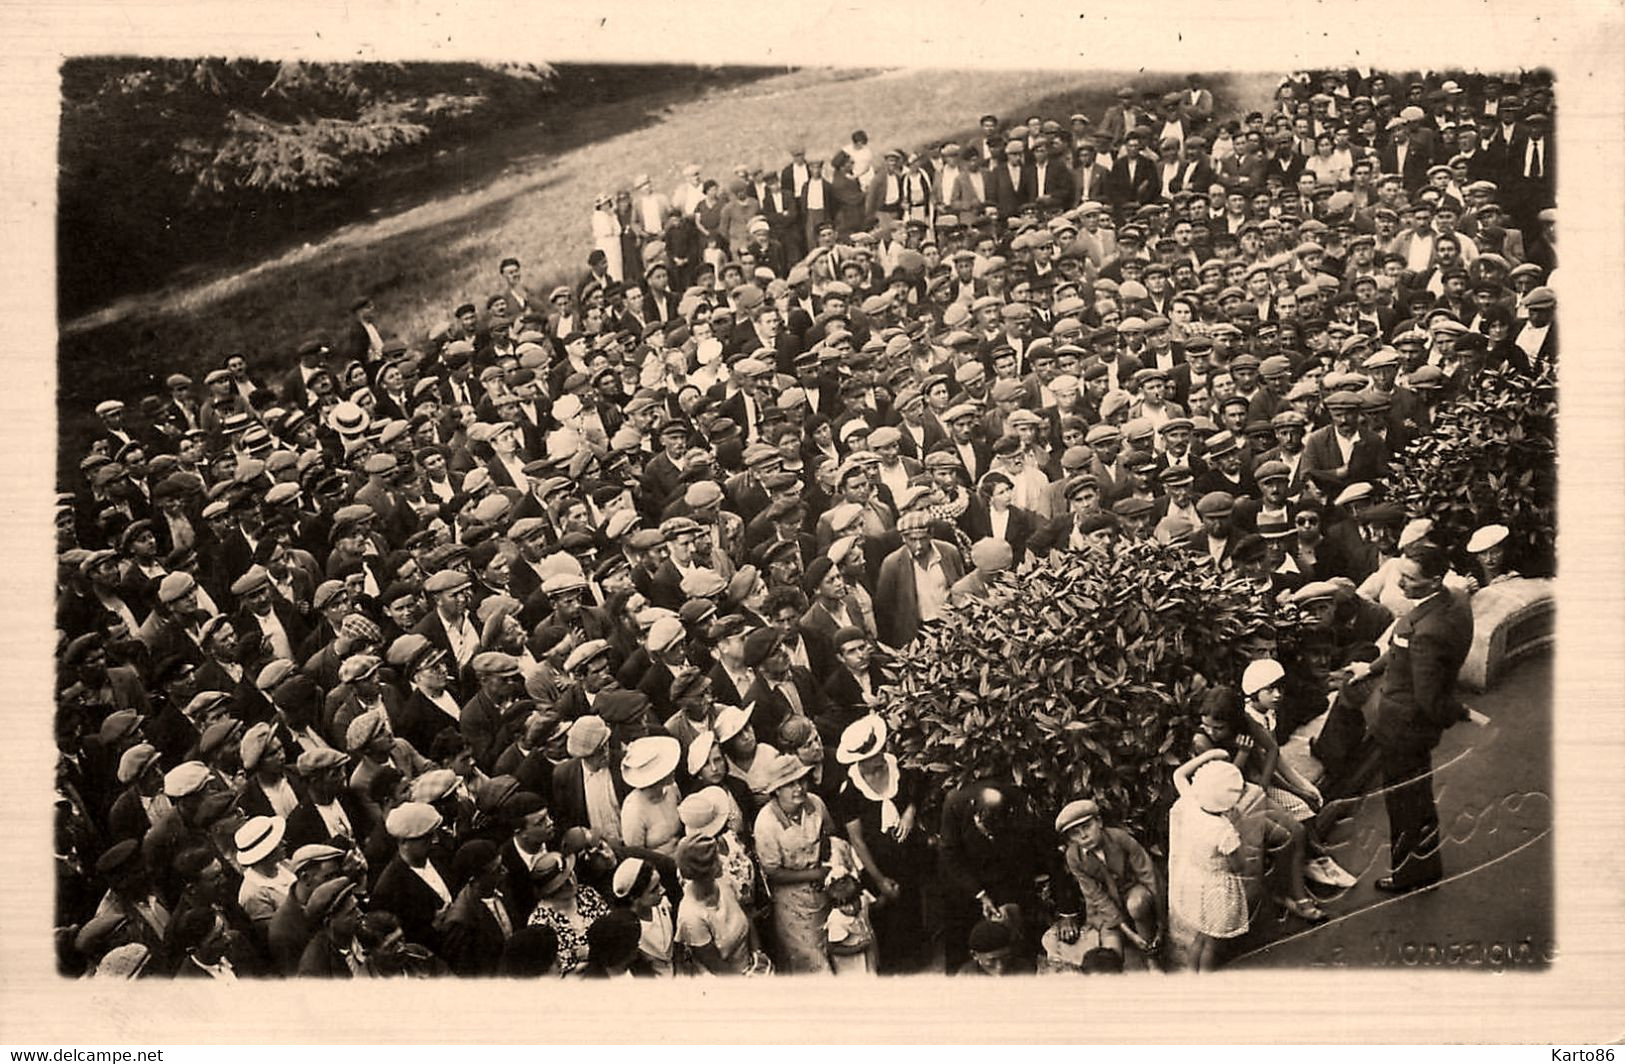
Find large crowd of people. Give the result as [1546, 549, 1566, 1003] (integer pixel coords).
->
[54, 66, 1558, 980]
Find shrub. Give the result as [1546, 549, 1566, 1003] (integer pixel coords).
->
[875, 539, 1271, 844]
[1390, 365, 1557, 577]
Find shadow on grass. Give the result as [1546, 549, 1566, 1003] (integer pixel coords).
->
[60, 65, 786, 322]
[57, 173, 564, 482]
[56, 70, 1270, 487]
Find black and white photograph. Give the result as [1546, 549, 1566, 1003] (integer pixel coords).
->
[4, 2, 1624, 1048]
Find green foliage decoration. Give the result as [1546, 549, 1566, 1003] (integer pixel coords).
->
[874, 538, 1271, 843]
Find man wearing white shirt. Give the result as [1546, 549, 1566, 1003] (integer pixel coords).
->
[350, 297, 385, 362]
[570, 719, 624, 844]
[422, 568, 481, 673]
[487, 421, 531, 491]
[295, 748, 365, 865]
[868, 427, 915, 502]
[781, 147, 811, 198]
[374, 804, 454, 952]
[233, 566, 298, 663]
[671, 164, 706, 216]
[846, 130, 875, 191]
[1267, 410, 1311, 491]
[632, 174, 667, 239]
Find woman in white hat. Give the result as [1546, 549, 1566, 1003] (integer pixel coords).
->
[680, 732, 752, 840]
[1466, 523, 1518, 587]
[712, 704, 781, 802]
[1359, 518, 1477, 620]
[833, 714, 930, 973]
[678, 785, 760, 913]
[1235, 665, 1326, 819]
[620, 736, 683, 856]
[752, 753, 835, 973]
[590, 192, 624, 284]
[1167, 749, 1252, 972]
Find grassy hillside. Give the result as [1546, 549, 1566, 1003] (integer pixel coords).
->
[56, 67, 1278, 485]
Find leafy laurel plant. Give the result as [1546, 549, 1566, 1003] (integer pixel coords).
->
[875, 539, 1270, 844]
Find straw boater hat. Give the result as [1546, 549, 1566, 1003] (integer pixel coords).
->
[621, 736, 682, 789]
[685, 731, 718, 777]
[836, 714, 889, 764]
[234, 815, 286, 866]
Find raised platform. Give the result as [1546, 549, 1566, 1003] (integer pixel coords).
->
[1459, 577, 1555, 692]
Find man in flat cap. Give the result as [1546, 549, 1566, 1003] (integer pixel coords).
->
[412, 568, 481, 699]
[1301, 390, 1387, 485]
[370, 803, 453, 954]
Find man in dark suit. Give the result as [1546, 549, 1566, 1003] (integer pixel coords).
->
[337, 296, 384, 365]
[1071, 140, 1113, 207]
[797, 160, 836, 252]
[1347, 544, 1474, 893]
[758, 171, 802, 262]
[988, 141, 1032, 218]
[1168, 136, 1218, 195]
[285, 748, 375, 859]
[279, 335, 334, 410]
[1026, 138, 1075, 209]
[1377, 121, 1433, 194]
[231, 565, 310, 670]
[639, 262, 681, 326]
[1109, 131, 1160, 208]
[1261, 130, 1306, 187]
[459, 653, 529, 775]
[1505, 113, 1555, 233]
[1509, 286, 1557, 372]
[816, 626, 888, 744]
[369, 803, 455, 954]
[937, 780, 1079, 974]
[874, 513, 966, 649]
[739, 628, 825, 746]
[1299, 392, 1388, 487]
[439, 840, 520, 975]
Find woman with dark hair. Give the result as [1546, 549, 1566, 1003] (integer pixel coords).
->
[829, 151, 867, 239]
[673, 834, 763, 975]
[693, 179, 726, 274]
[801, 413, 841, 473]
[1287, 502, 1336, 580]
[1478, 303, 1521, 371]
[525, 850, 611, 975]
[499, 924, 560, 976]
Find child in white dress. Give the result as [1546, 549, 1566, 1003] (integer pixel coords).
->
[1168, 749, 1250, 972]
[823, 840, 878, 975]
